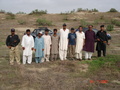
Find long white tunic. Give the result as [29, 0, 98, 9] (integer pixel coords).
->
[59, 29, 69, 51]
[75, 31, 85, 53]
[42, 35, 51, 55]
[21, 35, 34, 56]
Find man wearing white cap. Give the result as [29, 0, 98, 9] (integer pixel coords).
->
[34, 32, 44, 63]
[59, 23, 69, 60]
[42, 29, 51, 62]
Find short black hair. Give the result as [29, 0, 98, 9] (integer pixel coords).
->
[26, 29, 30, 32]
[63, 23, 67, 26]
[71, 28, 74, 30]
[78, 26, 83, 28]
[100, 25, 104, 28]
[53, 29, 57, 32]
[45, 29, 49, 32]
[88, 25, 93, 27]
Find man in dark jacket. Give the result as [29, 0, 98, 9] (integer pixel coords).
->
[96, 25, 109, 57]
[6, 29, 20, 65]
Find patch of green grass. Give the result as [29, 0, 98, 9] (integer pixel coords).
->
[18, 20, 26, 25]
[80, 55, 120, 75]
[0, 42, 5, 46]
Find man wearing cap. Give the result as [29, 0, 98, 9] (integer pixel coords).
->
[59, 23, 69, 60]
[42, 29, 51, 62]
[34, 32, 44, 63]
[75, 26, 85, 61]
[6, 29, 20, 65]
[21, 29, 34, 64]
[68, 28, 76, 60]
[96, 25, 109, 57]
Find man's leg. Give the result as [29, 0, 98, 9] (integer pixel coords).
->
[14, 46, 20, 64]
[72, 45, 75, 59]
[97, 50, 101, 57]
[35, 57, 39, 63]
[50, 54, 54, 61]
[88, 52, 93, 59]
[27, 55, 32, 64]
[46, 54, 50, 62]
[79, 51, 82, 60]
[59, 50, 64, 60]
[85, 51, 88, 60]
[23, 55, 27, 64]
[64, 50, 67, 60]
[76, 53, 79, 59]
[9, 47, 15, 65]
[54, 54, 58, 60]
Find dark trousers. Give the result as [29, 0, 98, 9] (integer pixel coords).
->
[97, 50, 106, 57]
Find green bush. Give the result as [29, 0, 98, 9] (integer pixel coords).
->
[109, 8, 118, 12]
[111, 19, 120, 26]
[6, 12, 15, 19]
[80, 19, 90, 27]
[106, 25, 114, 31]
[16, 11, 26, 14]
[36, 18, 52, 26]
[0, 10, 5, 13]
[18, 20, 26, 25]
[29, 9, 47, 15]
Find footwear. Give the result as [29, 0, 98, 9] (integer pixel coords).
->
[88, 58, 91, 60]
[79, 59, 82, 61]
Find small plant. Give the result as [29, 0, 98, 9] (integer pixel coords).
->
[16, 11, 26, 14]
[109, 8, 118, 12]
[100, 15, 104, 20]
[29, 9, 47, 15]
[6, 12, 15, 19]
[111, 19, 120, 26]
[18, 20, 26, 25]
[63, 16, 69, 21]
[36, 18, 52, 26]
[106, 25, 114, 31]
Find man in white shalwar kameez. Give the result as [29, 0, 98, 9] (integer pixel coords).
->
[59, 23, 69, 60]
[21, 29, 34, 64]
[42, 29, 51, 62]
[75, 26, 85, 60]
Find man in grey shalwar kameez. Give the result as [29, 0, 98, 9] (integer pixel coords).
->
[51, 29, 59, 61]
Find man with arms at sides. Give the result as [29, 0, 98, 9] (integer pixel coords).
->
[96, 25, 109, 57]
[83, 25, 96, 60]
[51, 29, 59, 61]
[59, 23, 69, 60]
[34, 32, 44, 63]
[42, 29, 51, 62]
[75, 26, 85, 61]
[6, 29, 20, 65]
[68, 28, 76, 60]
[21, 29, 34, 64]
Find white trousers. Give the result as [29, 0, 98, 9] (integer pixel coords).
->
[85, 51, 93, 59]
[23, 55, 32, 64]
[44, 54, 50, 62]
[59, 50, 67, 60]
[76, 51, 82, 59]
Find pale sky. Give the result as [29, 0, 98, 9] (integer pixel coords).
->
[0, 0, 120, 13]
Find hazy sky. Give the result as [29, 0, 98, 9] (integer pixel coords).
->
[0, 0, 120, 13]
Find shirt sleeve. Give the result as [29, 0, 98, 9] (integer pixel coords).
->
[6, 35, 10, 46]
[21, 36, 25, 47]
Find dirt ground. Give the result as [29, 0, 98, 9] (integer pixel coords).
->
[0, 12, 120, 90]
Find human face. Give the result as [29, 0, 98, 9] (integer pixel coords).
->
[88, 25, 93, 31]
[38, 33, 42, 37]
[100, 27, 104, 31]
[71, 30, 75, 33]
[63, 26, 66, 29]
[79, 27, 83, 32]
[11, 31, 15, 35]
[26, 31, 31, 35]
[45, 31, 49, 35]
[54, 30, 57, 34]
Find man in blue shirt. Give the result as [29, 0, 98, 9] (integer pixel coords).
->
[68, 28, 76, 60]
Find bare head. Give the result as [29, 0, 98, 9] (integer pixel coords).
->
[26, 29, 31, 36]
[78, 26, 83, 32]
[88, 25, 93, 31]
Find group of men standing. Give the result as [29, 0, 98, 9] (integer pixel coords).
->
[6, 24, 109, 65]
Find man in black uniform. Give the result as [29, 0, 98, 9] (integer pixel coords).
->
[6, 29, 20, 65]
[96, 25, 109, 57]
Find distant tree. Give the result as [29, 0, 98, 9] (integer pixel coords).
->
[29, 9, 47, 15]
[16, 11, 26, 14]
[0, 10, 5, 13]
[109, 8, 118, 12]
